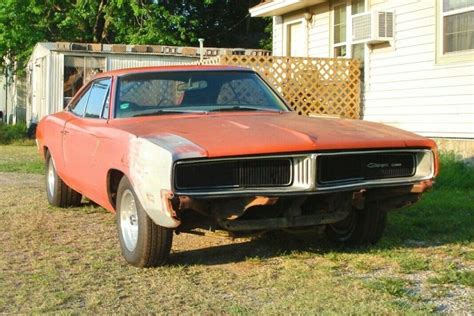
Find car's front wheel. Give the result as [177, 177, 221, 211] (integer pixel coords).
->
[116, 177, 173, 267]
[45, 152, 82, 207]
[325, 204, 387, 246]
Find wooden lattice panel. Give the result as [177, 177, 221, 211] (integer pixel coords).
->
[202, 56, 361, 119]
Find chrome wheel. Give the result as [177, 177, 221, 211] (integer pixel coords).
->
[47, 158, 56, 197]
[119, 189, 139, 251]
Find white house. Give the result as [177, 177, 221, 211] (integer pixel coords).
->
[250, 0, 474, 158]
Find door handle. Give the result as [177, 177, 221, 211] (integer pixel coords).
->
[60, 130, 69, 135]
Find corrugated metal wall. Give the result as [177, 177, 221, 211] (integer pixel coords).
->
[107, 55, 197, 70]
[49, 52, 64, 115]
[0, 74, 28, 124]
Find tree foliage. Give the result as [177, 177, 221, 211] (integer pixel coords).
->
[0, 0, 270, 73]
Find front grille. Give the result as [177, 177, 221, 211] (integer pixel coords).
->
[175, 158, 292, 190]
[317, 152, 416, 185]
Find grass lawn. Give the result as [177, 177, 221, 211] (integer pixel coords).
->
[0, 140, 44, 174]
[0, 145, 472, 313]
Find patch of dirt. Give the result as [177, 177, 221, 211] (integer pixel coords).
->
[0, 172, 251, 268]
[0, 172, 43, 187]
[0, 172, 472, 314]
[406, 271, 473, 314]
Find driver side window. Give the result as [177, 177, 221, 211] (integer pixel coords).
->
[85, 78, 111, 119]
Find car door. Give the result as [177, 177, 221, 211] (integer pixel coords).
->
[62, 78, 111, 200]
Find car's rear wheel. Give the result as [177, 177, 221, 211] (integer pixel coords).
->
[325, 204, 387, 246]
[116, 177, 173, 267]
[45, 152, 82, 207]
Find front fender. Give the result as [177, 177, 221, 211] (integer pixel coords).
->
[127, 135, 206, 228]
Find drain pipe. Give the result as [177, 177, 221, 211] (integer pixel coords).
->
[198, 38, 205, 63]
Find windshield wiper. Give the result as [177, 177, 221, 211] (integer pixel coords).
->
[208, 106, 277, 112]
[133, 109, 205, 117]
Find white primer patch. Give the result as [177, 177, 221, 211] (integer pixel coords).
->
[127, 134, 206, 228]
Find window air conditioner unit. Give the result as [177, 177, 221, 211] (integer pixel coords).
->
[352, 11, 394, 44]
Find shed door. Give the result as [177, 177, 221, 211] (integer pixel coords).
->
[32, 57, 46, 119]
[287, 22, 305, 57]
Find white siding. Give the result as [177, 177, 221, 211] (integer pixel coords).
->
[276, 4, 331, 58]
[272, 0, 473, 139]
[308, 2, 331, 57]
[363, 0, 474, 138]
[273, 16, 284, 56]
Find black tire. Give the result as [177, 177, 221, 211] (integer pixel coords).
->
[116, 177, 173, 267]
[45, 152, 82, 207]
[325, 204, 387, 246]
[27, 123, 37, 139]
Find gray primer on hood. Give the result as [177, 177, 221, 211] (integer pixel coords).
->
[146, 133, 208, 160]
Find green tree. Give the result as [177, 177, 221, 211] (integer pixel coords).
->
[0, 0, 270, 73]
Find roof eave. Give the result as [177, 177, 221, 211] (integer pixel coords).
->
[249, 0, 327, 17]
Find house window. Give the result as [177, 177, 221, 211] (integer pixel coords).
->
[352, 0, 366, 15]
[331, 1, 368, 82]
[333, 4, 347, 57]
[442, 0, 474, 53]
[352, 0, 367, 81]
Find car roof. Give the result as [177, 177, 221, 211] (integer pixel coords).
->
[94, 65, 253, 78]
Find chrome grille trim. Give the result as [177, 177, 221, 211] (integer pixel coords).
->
[293, 156, 315, 189]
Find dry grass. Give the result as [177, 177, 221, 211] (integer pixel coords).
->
[0, 145, 472, 313]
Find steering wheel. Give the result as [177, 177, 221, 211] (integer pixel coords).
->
[157, 98, 175, 106]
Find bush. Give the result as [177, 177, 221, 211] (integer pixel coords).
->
[0, 123, 28, 144]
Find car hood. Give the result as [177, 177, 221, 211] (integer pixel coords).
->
[112, 112, 435, 158]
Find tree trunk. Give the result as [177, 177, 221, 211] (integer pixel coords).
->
[93, 0, 108, 42]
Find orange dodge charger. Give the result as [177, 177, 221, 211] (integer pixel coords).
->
[36, 66, 438, 267]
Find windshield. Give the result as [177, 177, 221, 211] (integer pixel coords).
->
[115, 71, 289, 118]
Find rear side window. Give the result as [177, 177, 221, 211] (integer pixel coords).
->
[85, 78, 111, 119]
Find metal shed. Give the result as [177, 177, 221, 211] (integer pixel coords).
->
[26, 42, 202, 123]
[0, 42, 272, 125]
